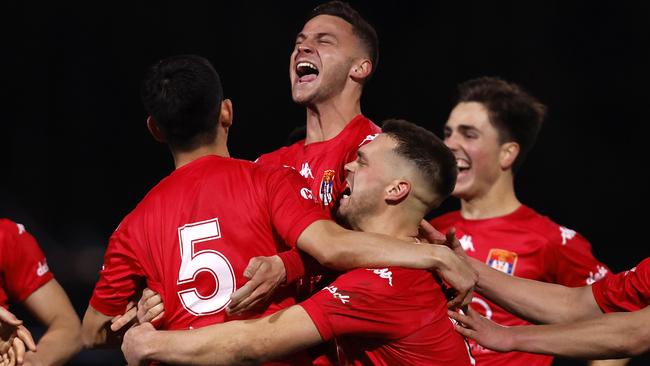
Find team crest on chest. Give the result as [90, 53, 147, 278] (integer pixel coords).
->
[486, 248, 518, 275]
[319, 169, 335, 207]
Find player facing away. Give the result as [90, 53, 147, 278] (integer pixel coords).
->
[81, 55, 477, 358]
[0, 219, 82, 366]
[231, 0, 383, 315]
[446, 245, 649, 359]
[429, 77, 611, 366]
[121, 119, 474, 366]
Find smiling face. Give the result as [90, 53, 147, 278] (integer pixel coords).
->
[290, 15, 363, 106]
[443, 102, 505, 200]
[336, 134, 396, 230]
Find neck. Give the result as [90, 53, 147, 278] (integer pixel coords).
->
[304, 88, 362, 144]
[172, 141, 229, 169]
[356, 206, 421, 243]
[459, 173, 521, 219]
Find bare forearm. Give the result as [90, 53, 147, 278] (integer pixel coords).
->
[473, 258, 600, 323]
[27, 322, 82, 366]
[509, 309, 650, 358]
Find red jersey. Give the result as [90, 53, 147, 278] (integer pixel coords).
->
[0, 219, 53, 308]
[90, 155, 328, 332]
[256, 114, 380, 283]
[430, 205, 608, 366]
[300, 267, 473, 366]
[592, 258, 649, 313]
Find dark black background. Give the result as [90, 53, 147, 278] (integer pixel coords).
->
[2, 1, 648, 364]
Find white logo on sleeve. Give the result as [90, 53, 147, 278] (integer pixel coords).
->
[37, 260, 49, 277]
[16, 223, 26, 235]
[300, 188, 314, 200]
[586, 265, 609, 285]
[299, 162, 314, 179]
[459, 235, 475, 252]
[367, 268, 393, 286]
[358, 133, 379, 146]
[323, 286, 350, 304]
[559, 226, 576, 245]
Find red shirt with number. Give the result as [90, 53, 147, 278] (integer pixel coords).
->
[430, 205, 608, 366]
[0, 219, 54, 308]
[256, 114, 380, 284]
[592, 258, 649, 312]
[300, 267, 473, 366]
[90, 155, 328, 334]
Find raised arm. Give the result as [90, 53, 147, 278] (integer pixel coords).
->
[122, 305, 322, 366]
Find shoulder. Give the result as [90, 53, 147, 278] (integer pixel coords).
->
[430, 210, 461, 229]
[256, 144, 300, 165]
[510, 205, 585, 247]
[334, 267, 431, 296]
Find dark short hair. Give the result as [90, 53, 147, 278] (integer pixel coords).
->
[382, 119, 457, 209]
[457, 77, 546, 173]
[141, 55, 223, 151]
[308, 1, 379, 79]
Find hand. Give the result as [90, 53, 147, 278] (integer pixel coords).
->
[418, 220, 446, 244]
[122, 323, 156, 366]
[227, 255, 286, 315]
[448, 308, 515, 353]
[110, 301, 136, 332]
[137, 289, 164, 325]
[0, 308, 36, 366]
[429, 241, 477, 309]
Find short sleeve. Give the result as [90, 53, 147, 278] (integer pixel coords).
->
[263, 166, 330, 248]
[89, 219, 145, 316]
[592, 258, 650, 313]
[300, 269, 428, 341]
[544, 228, 609, 287]
[0, 220, 53, 303]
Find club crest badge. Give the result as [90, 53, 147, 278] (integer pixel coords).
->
[486, 248, 518, 275]
[319, 169, 335, 207]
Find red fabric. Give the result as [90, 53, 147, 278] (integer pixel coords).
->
[430, 205, 609, 366]
[592, 258, 649, 313]
[0, 219, 54, 308]
[90, 155, 328, 334]
[301, 267, 472, 366]
[258, 115, 381, 284]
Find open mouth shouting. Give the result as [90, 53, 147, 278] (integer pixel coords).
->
[295, 61, 319, 83]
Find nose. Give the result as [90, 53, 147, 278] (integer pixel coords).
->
[344, 160, 356, 173]
[297, 40, 314, 54]
[443, 132, 459, 151]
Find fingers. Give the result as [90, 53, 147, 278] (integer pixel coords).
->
[243, 257, 264, 279]
[111, 306, 137, 332]
[228, 280, 256, 310]
[15, 327, 35, 353]
[137, 292, 164, 324]
[418, 220, 446, 244]
[0, 309, 21, 328]
[11, 339, 24, 366]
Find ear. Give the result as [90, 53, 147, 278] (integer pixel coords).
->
[350, 59, 372, 81]
[146, 116, 166, 143]
[499, 142, 520, 170]
[385, 179, 411, 204]
[219, 99, 233, 130]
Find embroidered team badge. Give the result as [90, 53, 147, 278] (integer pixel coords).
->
[486, 249, 518, 275]
[319, 169, 335, 207]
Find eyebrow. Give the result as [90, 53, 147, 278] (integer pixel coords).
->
[295, 32, 337, 42]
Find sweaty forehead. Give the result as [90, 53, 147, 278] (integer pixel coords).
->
[446, 102, 491, 129]
[361, 134, 397, 156]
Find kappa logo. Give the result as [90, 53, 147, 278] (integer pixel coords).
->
[300, 188, 314, 200]
[459, 235, 475, 252]
[559, 226, 576, 245]
[16, 223, 26, 235]
[367, 268, 393, 286]
[37, 260, 49, 277]
[299, 162, 314, 179]
[358, 133, 379, 147]
[323, 285, 350, 304]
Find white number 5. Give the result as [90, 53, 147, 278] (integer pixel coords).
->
[177, 218, 235, 315]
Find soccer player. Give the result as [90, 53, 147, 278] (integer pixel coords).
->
[447, 250, 649, 359]
[0, 219, 82, 366]
[429, 77, 611, 366]
[120, 119, 474, 366]
[229, 0, 383, 314]
[81, 56, 476, 358]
